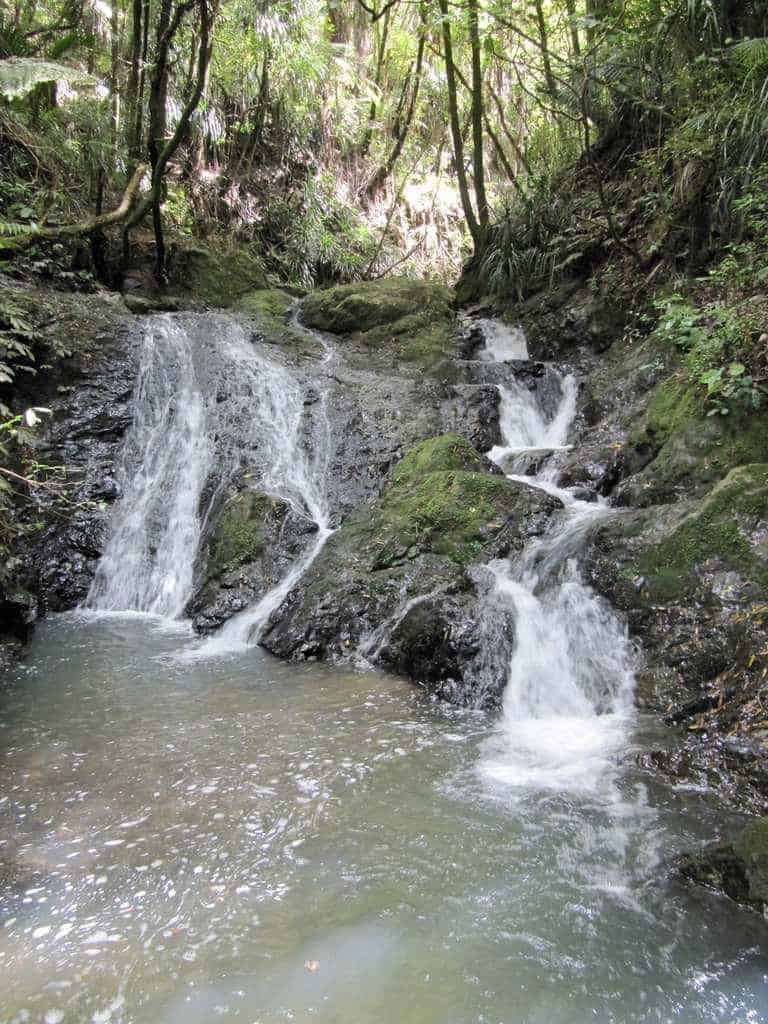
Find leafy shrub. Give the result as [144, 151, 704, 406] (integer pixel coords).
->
[653, 293, 767, 415]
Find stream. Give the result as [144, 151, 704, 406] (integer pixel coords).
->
[1, 312, 767, 1023]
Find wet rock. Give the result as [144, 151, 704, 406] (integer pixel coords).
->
[442, 384, 501, 452]
[262, 434, 560, 703]
[680, 816, 768, 915]
[190, 490, 310, 633]
[586, 464, 768, 715]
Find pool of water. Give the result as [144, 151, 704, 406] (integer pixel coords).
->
[0, 614, 766, 1024]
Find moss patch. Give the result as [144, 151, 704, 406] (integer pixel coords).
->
[167, 243, 268, 308]
[341, 433, 547, 570]
[643, 375, 702, 443]
[625, 371, 768, 503]
[237, 288, 294, 327]
[208, 491, 288, 578]
[637, 463, 768, 600]
[299, 278, 457, 372]
[391, 434, 489, 486]
[734, 816, 768, 906]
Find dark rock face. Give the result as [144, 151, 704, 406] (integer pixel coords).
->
[585, 464, 768, 713]
[1, 283, 138, 613]
[190, 491, 316, 633]
[262, 434, 560, 705]
[680, 816, 768, 914]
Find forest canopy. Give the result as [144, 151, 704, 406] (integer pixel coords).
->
[0, 0, 767, 292]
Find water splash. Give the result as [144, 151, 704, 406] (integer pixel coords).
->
[86, 317, 211, 617]
[475, 319, 635, 794]
[87, 313, 333, 639]
[475, 318, 529, 361]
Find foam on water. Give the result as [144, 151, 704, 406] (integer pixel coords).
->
[475, 319, 635, 795]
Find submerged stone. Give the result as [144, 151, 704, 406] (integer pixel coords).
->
[680, 815, 768, 915]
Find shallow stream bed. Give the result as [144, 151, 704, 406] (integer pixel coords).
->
[0, 614, 766, 1023]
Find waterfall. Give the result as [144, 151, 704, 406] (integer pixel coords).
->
[476, 321, 635, 793]
[87, 313, 332, 634]
[86, 317, 211, 617]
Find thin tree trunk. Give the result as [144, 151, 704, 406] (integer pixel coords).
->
[438, 0, 480, 249]
[360, 7, 391, 158]
[126, 0, 142, 161]
[533, 0, 557, 98]
[467, 0, 488, 238]
[124, 0, 215, 283]
[110, 0, 121, 164]
[564, 0, 582, 57]
[365, 5, 425, 199]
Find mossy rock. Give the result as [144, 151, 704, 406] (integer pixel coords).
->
[622, 373, 768, 505]
[338, 434, 550, 570]
[262, 432, 560, 688]
[237, 288, 294, 328]
[207, 490, 289, 579]
[167, 243, 269, 308]
[635, 463, 768, 602]
[299, 278, 457, 372]
[301, 277, 452, 333]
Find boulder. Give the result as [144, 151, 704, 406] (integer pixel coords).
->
[190, 490, 316, 633]
[300, 278, 459, 375]
[262, 433, 560, 704]
[680, 816, 768, 915]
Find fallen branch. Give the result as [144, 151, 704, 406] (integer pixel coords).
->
[0, 163, 150, 251]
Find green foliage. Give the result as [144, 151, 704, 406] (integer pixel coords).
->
[479, 176, 583, 299]
[0, 297, 36, 414]
[0, 58, 97, 100]
[263, 172, 378, 288]
[652, 293, 767, 414]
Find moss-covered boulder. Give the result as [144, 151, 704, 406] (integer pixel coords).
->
[299, 278, 458, 373]
[235, 288, 321, 359]
[165, 243, 269, 308]
[680, 816, 768, 914]
[262, 434, 560, 704]
[190, 489, 316, 633]
[616, 376, 768, 507]
[587, 464, 768, 710]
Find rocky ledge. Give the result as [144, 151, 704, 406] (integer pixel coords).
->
[261, 434, 560, 705]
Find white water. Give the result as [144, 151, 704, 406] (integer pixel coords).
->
[196, 320, 333, 652]
[86, 318, 211, 617]
[476, 321, 635, 794]
[87, 313, 332, 642]
[475, 317, 529, 361]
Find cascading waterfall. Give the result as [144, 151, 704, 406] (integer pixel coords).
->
[86, 317, 211, 617]
[476, 322, 635, 793]
[87, 313, 332, 639]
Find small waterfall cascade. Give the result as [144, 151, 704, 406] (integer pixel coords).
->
[476, 320, 635, 792]
[87, 313, 332, 633]
[86, 317, 211, 617]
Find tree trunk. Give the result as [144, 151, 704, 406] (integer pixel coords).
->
[123, 0, 215, 283]
[110, 0, 121, 165]
[359, 6, 391, 158]
[564, 0, 582, 57]
[126, 0, 142, 161]
[364, 4, 425, 199]
[438, 0, 480, 249]
[533, 0, 557, 97]
[467, 0, 488, 239]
